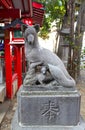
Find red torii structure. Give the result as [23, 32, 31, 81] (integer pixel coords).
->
[0, 0, 45, 99]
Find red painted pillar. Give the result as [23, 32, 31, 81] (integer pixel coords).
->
[22, 46, 26, 73]
[16, 45, 22, 88]
[4, 30, 13, 99]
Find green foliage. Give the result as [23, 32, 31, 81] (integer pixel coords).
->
[38, 16, 50, 39]
[45, 0, 66, 20]
[81, 47, 85, 69]
[33, 0, 66, 38]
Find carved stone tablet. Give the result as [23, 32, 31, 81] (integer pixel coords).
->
[18, 85, 81, 126]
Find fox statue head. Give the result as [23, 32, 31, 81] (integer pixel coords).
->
[21, 24, 40, 46]
[21, 24, 40, 59]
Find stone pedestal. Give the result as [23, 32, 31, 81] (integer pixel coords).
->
[12, 85, 85, 130]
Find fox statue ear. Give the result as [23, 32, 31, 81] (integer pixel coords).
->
[34, 24, 40, 33]
[21, 24, 28, 33]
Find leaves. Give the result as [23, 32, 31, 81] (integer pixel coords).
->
[34, 0, 66, 38]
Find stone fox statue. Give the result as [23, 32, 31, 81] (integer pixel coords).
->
[21, 24, 76, 88]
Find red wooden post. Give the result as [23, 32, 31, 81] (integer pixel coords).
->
[4, 30, 13, 99]
[0, 9, 21, 19]
[16, 45, 22, 88]
[22, 46, 26, 73]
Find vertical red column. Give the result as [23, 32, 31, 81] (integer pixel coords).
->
[4, 30, 13, 99]
[22, 46, 26, 73]
[16, 45, 22, 88]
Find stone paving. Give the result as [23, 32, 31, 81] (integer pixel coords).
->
[0, 99, 10, 124]
[77, 70, 85, 120]
[77, 85, 85, 120]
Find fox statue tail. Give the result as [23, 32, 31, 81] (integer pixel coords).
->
[48, 64, 76, 88]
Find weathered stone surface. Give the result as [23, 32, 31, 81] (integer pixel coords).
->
[22, 24, 76, 88]
[12, 110, 85, 130]
[11, 24, 85, 130]
[18, 85, 81, 126]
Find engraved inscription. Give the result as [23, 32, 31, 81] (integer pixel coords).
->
[41, 100, 60, 120]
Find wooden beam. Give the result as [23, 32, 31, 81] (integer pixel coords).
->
[0, 9, 21, 19]
[6, 0, 13, 8]
[21, 0, 25, 12]
[28, 0, 33, 17]
[0, 0, 9, 9]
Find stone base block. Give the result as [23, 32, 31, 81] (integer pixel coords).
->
[18, 85, 81, 126]
[12, 110, 85, 130]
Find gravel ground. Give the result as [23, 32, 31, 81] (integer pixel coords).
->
[0, 97, 17, 130]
